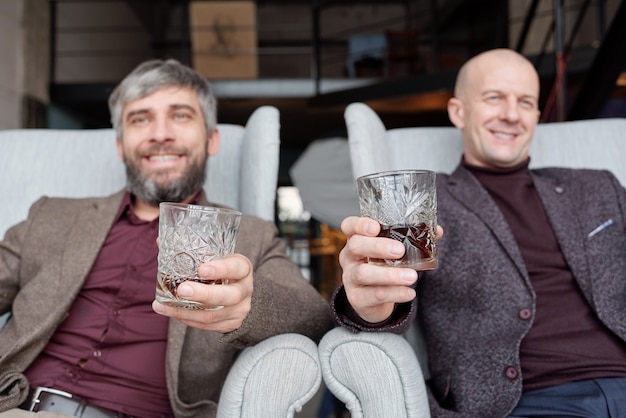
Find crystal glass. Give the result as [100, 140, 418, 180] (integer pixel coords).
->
[357, 169, 438, 271]
[156, 203, 241, 309]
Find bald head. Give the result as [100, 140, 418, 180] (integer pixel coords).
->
[454, 49, 539, 100]
[447, 48, 541, 169]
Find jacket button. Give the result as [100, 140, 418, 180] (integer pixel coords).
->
[519, 308, 532, 320]
[505, 366, 519, 380]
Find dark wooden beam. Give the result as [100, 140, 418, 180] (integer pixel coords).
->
[307, 71, 457, 107]
[567, 0, 626, 120]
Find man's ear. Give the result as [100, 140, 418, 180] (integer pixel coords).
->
[447, 97, 465, 129]
[207, 128, 220, 156]
[115, 138, 124, 161]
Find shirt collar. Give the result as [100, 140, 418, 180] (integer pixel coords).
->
[462, 156, 531, 176]
[113, 190, 205, 225]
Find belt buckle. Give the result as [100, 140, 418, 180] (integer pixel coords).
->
[29, 386, 73, 412]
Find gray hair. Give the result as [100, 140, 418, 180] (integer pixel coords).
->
[108, 59, 217, 138]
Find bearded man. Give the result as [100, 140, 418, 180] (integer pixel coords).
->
[0, 59, 331, 418]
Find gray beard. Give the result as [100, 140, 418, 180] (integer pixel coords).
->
[125, 162, 207, 207]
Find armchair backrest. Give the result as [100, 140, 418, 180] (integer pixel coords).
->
[0, 105, 280, 239]
[345, 102, 626, 186]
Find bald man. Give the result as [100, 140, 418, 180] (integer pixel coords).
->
[332, 49, 626, 416]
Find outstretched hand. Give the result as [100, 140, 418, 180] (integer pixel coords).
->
[152, 254, 253, 333]
[339, 216, 443, 323]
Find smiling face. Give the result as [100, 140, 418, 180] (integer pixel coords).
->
[116, 86, 219, 207]
[448, 49, 541, 169]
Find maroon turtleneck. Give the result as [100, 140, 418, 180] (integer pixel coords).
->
[466, 158, 626, 391]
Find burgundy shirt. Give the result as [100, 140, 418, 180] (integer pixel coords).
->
[468, 159, 626, 392]
[25, 193, 174, 417]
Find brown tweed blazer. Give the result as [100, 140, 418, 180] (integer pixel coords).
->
[0, 191, 332, 417]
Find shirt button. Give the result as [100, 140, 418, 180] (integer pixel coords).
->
[555, 186, 564, 194]
[505, 366, 519, 380]
[113, 309, 120, 316]
[93, 350, 102, 358]
[519, 308, 532, 320]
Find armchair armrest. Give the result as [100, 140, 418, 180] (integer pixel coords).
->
[217, 333, 322, 418]
[319, 327, 430, 418]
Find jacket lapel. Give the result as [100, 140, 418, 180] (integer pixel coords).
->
[446, 166, 529, 279]
[531, 172, 592, 295]
[59, 193, 124, 299]
[18, 192, 126, 350]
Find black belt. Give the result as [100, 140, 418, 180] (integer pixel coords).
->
[20, 387, 131, 418]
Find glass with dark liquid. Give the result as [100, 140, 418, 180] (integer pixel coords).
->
[370, 222, 438, 270]
[357, 170, 438, 271]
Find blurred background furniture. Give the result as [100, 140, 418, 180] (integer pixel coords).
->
[290, 137, 359, 231]
[384, 29, 423, 77]
[289, 137, 355, 303]
[308, 222, 347, 302]
[346, 33, 388, 78]
[345, 29, 423, 79]
[320, 101, 626, 416]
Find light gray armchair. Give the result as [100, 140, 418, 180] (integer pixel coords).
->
[0, 106, 324, 417]
[318, 102, 626, 417]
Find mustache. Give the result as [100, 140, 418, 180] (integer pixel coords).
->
[138, 144, 188, 156]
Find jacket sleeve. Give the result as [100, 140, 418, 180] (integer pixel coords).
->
[0, 198, 49, 315]
[330, 283, 416, 334]
[220, 216, 333, 347]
